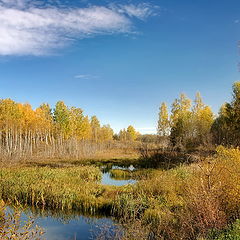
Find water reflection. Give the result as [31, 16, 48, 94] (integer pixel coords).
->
[34, 215, 111, 240]
[9, 206, 115, 240]
[5, 164, 137, 239]
[101, 172, 136, 186]
[100, 164, 137, 186]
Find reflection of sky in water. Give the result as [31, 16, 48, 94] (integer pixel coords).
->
[6, 164, 137, 239]
[101, 172, 136, 186]
[112, 165, 135, 171]
[8, 207, 114, 240]
[101, 164, 137, 186]
[36, 216, 102, 240]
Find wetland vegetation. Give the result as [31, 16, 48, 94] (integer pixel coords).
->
[0, 82, 240, 239]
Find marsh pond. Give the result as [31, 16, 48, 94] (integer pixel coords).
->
[4, 163, 139, 240]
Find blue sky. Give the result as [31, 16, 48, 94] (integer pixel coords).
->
[0, 0, 240, 134]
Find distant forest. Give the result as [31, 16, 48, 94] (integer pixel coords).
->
[157, 81, 240, 150]
[0, 98, 138, 160]
[0, 81, 239, 160]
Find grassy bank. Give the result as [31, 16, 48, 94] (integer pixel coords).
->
[109, 168, 157, 181]
[0, 166, 120, 214]
[112, 146, 240, 239]
[0, 147, 239, 239]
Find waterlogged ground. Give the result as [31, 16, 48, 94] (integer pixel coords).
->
[3, 149, 238, 240]
[3, 163, 137, 240]
[36, 165, 135, 239]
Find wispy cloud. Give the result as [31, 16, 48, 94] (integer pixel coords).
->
[74, 74, 99, 80]
[0, 0, 158, 56]
[112, 3, 158, 20]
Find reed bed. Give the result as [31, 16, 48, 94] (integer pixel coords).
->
[109, 169, 157, 181]
[0, 166, 120, 214]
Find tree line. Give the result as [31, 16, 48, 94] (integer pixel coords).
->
[157, 81, 240, 150]
[0, 99, 138, 160]
[2, 81, 238, 160]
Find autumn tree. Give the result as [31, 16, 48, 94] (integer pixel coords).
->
[157, 102, 169, 136]
[212, 81, 240, 146]
[69, 107, 84, 139]
[35, 103, 53, 144]
[0, 99, 22, 154]
[53, 101, 70, 139]
[90, 116, 100, 142]
[229, 81, 240, 142]
[192, 92, 214, 146]
[170, 93, 192, 149]
[167, 92, 214, 149]
[127, 125, 138, 141]
[79, 116, 92, 140]
[0, 98, 117, 160]
[211, 103, 230, 145]
[99, 124, 114, 141]
[119, 129, 128, 141]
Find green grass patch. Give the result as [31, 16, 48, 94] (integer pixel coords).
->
[207, 219, 240, 240]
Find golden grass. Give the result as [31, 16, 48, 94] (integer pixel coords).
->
[0, 166, 121, 214]
[109, 168, 157, 181]
[112, 147, 240, 239]
[1, 146, 239, 239]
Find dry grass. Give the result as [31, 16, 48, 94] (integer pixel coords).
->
[111, 146, 240, 240]
[0, 166, 118, 214]
[1, 146, 239, 240]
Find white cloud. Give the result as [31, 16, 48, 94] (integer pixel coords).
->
[0, 1, 157, 56]
[74, 74, 98, 80]
[0, 0, 25, 8]
[114, 3, 157, 20]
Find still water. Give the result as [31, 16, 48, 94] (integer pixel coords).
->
[34, 215, 112, 240]
[8, 164, 135, 239]
[100, 164, 137, 186]
[9, 207, 116, 240]
[101, 172, 136, 186]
